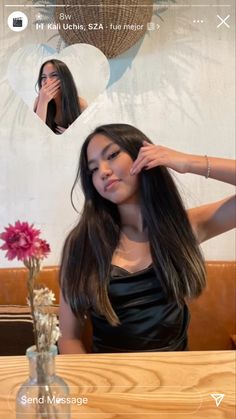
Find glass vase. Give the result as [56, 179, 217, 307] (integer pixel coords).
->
[16, 345, 71, 418]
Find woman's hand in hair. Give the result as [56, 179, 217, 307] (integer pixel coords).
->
[131, 142, 236, 186]
[130, 142, 189, 175]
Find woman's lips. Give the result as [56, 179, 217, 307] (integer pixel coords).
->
[104, 179, 120, 191]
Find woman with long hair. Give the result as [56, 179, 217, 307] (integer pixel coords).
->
[59, 123, 235, 353]
[34, 59, 87, 134]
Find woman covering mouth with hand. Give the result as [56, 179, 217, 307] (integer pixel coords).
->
[34, 59, 87, 134]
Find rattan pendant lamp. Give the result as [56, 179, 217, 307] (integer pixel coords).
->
[55, 0, 153, 58]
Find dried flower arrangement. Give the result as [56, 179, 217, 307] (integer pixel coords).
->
[0, 221, 65, 417]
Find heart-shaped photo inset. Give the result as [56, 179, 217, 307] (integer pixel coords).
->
[7, 43, 110, 135]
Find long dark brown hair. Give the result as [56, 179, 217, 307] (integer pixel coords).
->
[36, 59, 81, 132]
[60, 124, 206, 325]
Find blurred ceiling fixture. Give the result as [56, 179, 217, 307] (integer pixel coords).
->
[55, 0, 153, 58]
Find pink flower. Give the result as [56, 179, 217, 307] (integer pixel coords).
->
[34, 239, 51, 260]
[0, 220, 54, 353]
[0, 221, 40, 261]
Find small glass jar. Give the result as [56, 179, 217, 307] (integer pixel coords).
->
[16, 345, 70, 418]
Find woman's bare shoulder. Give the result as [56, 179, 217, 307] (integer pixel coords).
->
[79, 96, 88, 112]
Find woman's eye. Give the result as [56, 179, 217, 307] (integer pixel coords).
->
[108, 150, 120, 160]
[89, 167, 98, 175]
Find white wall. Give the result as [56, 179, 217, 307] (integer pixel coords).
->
[0, 1, 235, 267]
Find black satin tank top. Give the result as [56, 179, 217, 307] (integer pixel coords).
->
[91, 265, 189, 353]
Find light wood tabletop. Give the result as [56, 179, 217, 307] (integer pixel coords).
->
[0, 351, 235, 419]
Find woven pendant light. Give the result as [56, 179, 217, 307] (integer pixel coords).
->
[55, 0, 153, 58]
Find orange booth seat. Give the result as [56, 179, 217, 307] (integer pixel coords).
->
[0, 261, 235, 354]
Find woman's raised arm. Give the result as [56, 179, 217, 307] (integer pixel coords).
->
[130, 142, 236, 243]
[130, 142, 235, 185]
[188, 195, 235, 243]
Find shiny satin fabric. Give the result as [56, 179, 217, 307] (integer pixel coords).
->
[91, 265, 189, 353]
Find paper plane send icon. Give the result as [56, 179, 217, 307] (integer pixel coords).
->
[210, 393, 225, 407]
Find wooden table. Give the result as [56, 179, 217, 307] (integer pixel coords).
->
[0, 351, 235, 418]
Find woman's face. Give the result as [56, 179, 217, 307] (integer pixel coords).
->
[87, 134, 139, 206]
[40, 63, 60, 87]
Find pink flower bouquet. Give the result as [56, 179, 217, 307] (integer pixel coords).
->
[0, 221, 60, 352]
